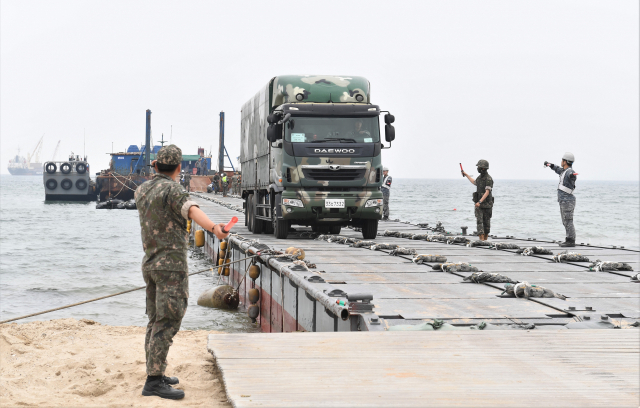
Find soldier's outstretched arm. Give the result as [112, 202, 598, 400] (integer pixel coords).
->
[462, 172, 476, 185]
[188, 206, 230, 240]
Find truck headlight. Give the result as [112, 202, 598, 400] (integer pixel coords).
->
[365, 199, 383, 207]
[283, 198, 304, 207]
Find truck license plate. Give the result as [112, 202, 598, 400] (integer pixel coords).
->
[325, 199, 345, 208]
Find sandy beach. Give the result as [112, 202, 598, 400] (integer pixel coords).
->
[0, 319, 230, 407]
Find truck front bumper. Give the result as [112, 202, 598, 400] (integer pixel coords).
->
[280, 190, 383, 222]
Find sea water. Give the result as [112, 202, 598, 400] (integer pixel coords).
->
[1, 175, 638, 328]
[0, 175, 258, 331]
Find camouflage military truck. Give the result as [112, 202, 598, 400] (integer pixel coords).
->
[240, 75, 396, 239]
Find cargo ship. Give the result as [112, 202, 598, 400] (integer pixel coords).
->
[7, 136, 44, 176]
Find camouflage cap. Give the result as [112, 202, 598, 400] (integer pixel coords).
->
[156, 144, 182, 165]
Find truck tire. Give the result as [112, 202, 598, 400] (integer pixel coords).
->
[246, 195, 254, 232]
[264, 213, 274, 234]
[273, 217, 289, 239]
[314, 225, 331, 234]
[252, 194, 264, 234]
[329, 226, 342, 234]
[361, 219, 378, 239]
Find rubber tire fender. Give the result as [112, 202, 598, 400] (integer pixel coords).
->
[60, 178, 73, 190]
[60, 162, 72, 174]
[76, 162, 87, 174]
[75, 179, 88, 190]
[45, 179, 58, 190]
[45, 162, 57, 174]
[361, 219, 378, 240]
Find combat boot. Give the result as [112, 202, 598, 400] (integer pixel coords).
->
[163, 375, 179, 385]
[558, 238, 575, 247]
[142, 377, 185, 400]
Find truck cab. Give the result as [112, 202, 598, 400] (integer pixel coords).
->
[240, 75, 395, 239]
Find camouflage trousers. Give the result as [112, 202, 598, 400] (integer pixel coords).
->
[382, 190, 390, 219]
[474, 206, 492, 235]
[559, 199, 576, 239]
[143, 270, 189, 376]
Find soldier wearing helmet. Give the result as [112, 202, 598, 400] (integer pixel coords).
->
[381, 167, 392, 220]
[545, 152, 577, 247]
[462, 160, 494, 241]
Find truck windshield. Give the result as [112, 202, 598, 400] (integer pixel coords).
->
[285, 117, 380, 143]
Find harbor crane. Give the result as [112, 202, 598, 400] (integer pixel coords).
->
[51, 140, 61, 161]
[27, 134, 44, 164]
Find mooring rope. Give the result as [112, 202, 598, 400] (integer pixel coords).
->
[0, 255, 259, 325]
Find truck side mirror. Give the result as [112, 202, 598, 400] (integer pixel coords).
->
[267, 114, 279, 124]
[267, 124, 282, 143]
[384, 113, 395, 124]
[385, 124, 395, 142]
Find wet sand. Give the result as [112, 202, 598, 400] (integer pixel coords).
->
[0, 319, 230, 407]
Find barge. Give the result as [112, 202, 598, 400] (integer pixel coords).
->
[192, 193, 640, 407]
[192, 193, 639, 333]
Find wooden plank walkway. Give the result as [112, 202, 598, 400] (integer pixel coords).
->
[208, 330, 640, 407]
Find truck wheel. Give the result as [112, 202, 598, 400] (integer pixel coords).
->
[246, 195, 254, 232]
[264, 212, 274, 234]
[329, 226, 342, 234]
[361, 219, 378, 239]
[252, 193, 264, 234]
[274, 217, 289, 239]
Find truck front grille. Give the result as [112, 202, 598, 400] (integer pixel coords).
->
[302, 168, 366, 181]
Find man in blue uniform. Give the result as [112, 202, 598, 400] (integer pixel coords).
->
[545, 152, 578, 247]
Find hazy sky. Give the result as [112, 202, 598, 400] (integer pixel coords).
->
[1, 0, 638, 180]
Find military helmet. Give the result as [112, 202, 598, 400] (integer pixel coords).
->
[383, 167, 389, 172]
[476, 159, 489, 169]
[562, 152, 575, 163]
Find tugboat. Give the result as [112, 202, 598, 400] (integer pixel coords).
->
[43, 153, 97, 201]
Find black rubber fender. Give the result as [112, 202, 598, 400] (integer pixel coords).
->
[45, 162, 57, 174]
[76, 162, 87, 174]
[45, 179, 57, 190]
[60, 178, 73, 190]
[75, 179, 88, 190]
[60, 162, 71, 174]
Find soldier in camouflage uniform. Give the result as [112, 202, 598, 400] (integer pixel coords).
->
[135, 144, 229, 400]
[231, 172, 239, 196]
[381, 167, 392, 220]
[545, 152, 578, 247]
[183, 171, 191, 192]
[212, 171, 220, 194]
[463, 160, 493, 241]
